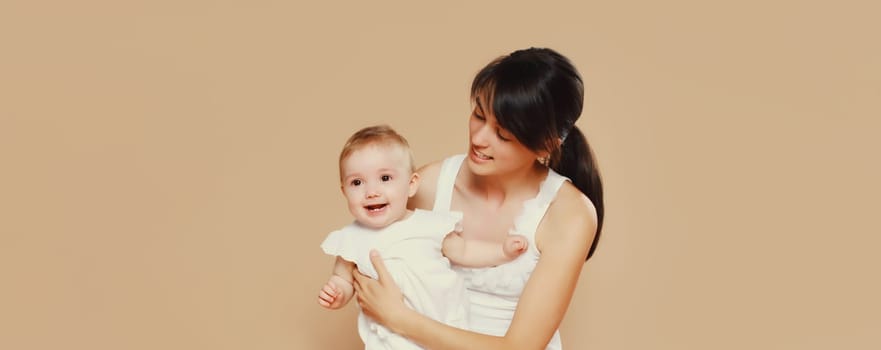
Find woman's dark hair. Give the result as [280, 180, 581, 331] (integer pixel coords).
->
[471, 47, 604, 260]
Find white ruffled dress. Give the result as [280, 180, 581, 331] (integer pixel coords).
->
[321, 209, 468, 350]
[432, 155, 570, 350]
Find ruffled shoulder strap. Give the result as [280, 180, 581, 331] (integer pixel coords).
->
[513, 169, 570, 237]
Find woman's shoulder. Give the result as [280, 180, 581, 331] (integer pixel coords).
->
[553, 181, 598, 213]
[409, 158, 446, 210]
[417, 158, 445, 181]
[536, 181, 598, 253]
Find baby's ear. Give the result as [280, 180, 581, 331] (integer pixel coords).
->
[408, 172, 421, 197]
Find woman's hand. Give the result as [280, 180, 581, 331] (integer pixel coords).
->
[352, 250, 409, 332]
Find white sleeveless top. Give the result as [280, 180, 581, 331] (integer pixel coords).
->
[432, 155, 569, 350]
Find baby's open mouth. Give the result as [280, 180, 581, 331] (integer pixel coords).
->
[365, 204, 388, 211]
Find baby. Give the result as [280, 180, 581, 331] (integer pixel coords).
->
[318, 125, 526, 349]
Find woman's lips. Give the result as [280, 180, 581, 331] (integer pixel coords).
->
[471, 147, 493, 162]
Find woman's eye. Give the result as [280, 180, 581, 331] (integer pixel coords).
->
[381, 175, 391, 182]
[497, 131, 511, 142]
[473, 112, 486, 121]
[351, 179, 362, 186]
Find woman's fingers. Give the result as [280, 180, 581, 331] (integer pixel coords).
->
[351, 271, 373, 315]
[352, 270, 371, 301]
[350, 252, 404, 326]
[352, 270, 369, 292]
[350, 252, 397, 320]
[368, 250, 391, 285]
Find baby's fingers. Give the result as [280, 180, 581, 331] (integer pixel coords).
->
[318, 295, 332, 308]
[318, 285, 339, 307]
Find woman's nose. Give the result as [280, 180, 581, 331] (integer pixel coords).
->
[471, 123, 492, 146]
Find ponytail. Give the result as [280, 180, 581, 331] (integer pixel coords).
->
[553, 126, 603, 260]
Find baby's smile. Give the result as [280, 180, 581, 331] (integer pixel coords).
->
[365, 203, 389, 212]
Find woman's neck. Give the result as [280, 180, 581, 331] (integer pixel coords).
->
[463, 162, 548, 205]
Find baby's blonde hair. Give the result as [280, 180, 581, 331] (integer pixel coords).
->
[339, 125, 414, 180]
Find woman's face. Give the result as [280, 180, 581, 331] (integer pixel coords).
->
[466, 94, 542, 177]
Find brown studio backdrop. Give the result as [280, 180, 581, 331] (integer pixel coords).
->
[1, 1, 879, 349]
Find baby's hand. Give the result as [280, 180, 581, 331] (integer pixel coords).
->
[318, 280, 343, 309]
[503, 234, 528, 259]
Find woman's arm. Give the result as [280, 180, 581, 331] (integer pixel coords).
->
[503, 185, 598, 347]
[353, 184, 598, 350]
[407, 160, 442, 211]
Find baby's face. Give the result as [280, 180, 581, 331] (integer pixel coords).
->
[340, 145, 417, 229]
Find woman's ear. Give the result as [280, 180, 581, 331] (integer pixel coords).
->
[537, 150, 551, 166]
[408, 172, 421, 197]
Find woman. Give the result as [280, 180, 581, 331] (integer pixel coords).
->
[352, 47, 604, 350]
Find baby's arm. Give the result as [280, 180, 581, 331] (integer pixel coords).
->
[317, 256, 356, 309]
[442, 232, 527, 268]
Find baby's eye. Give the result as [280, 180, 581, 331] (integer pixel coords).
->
[350, 179, 362, 186]
[381, 175, 391, 182]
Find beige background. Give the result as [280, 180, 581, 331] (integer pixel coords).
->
[2, 0, 879, 349]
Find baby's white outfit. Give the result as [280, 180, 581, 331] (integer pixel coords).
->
[433, 154, 569, 350]
[321, 209, 468, 350]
